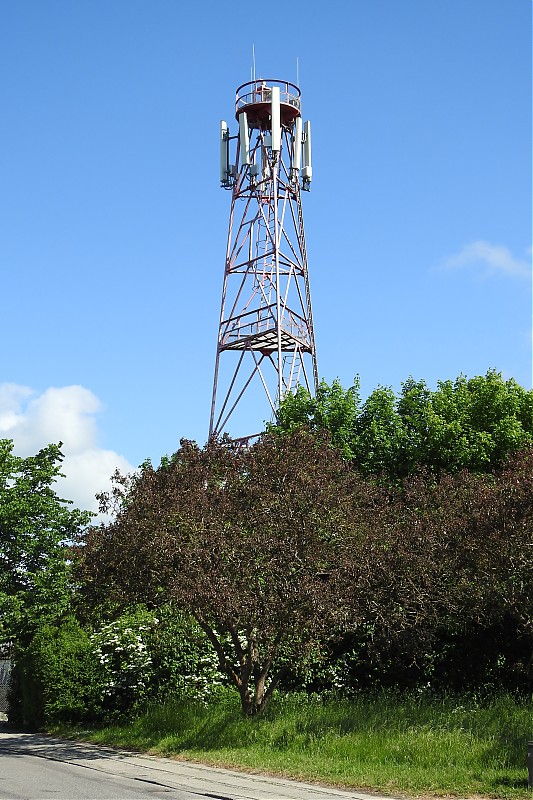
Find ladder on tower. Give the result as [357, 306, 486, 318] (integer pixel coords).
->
[254, 210, 272, 333]
[282, 350, 302, 396]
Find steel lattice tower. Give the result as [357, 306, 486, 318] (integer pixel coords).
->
[210, 78, 318, 440]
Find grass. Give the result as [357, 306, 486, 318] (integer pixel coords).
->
[54, 691, 533, 799]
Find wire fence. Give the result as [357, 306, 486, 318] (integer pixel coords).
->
[0, 648, 12, 715]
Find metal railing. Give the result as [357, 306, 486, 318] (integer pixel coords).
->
[235, 79, 301, 114]
[221, 304, 310, 346]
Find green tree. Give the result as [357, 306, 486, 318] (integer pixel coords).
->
[273, 380, 361, 459]
[0, 440, 92, 644]
[272, 370, 533, 478]
[9, 616, 101, 729]
[354, 385, 405, 476]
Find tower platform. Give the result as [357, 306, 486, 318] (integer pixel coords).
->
[235, 79, 301, 129]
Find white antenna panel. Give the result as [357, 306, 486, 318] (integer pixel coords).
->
[271, 86, 281, 152]
[302, 120, 312, 171]
[220, 120, 229, 183]
[293, 116, 302, 171]
[239, 112, 250, 166]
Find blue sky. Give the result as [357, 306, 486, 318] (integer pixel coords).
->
[0, 0, 531, 511]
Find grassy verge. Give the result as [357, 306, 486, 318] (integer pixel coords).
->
[54, 691, 532, 799]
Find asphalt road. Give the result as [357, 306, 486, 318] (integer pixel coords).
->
[0, 730, 398, 800]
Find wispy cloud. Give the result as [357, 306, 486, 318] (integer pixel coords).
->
[438, 241, 531, 280]
[0, 384, 134, 516]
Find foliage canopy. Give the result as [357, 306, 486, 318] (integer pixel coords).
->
[270, 370, 533, 478]
[78, 430, 379, 715]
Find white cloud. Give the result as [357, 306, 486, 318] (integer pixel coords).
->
[0, 384, 135, 517]
[439, 241, 531, 280]
[0, 383, 33, 433]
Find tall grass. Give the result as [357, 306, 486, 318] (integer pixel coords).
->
[60, 691, 533, 798]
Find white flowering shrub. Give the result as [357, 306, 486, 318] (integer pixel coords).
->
[91, 608, 156, 716]
[90, 606, 229, 716]
[179, 648, 226, 703]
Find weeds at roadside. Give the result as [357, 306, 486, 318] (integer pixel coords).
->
[53, 691, 533, 799]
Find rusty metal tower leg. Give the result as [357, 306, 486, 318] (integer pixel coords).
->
[210, 79, 317, 440]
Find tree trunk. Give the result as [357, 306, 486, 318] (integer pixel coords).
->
[239, 664, 290, 716]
